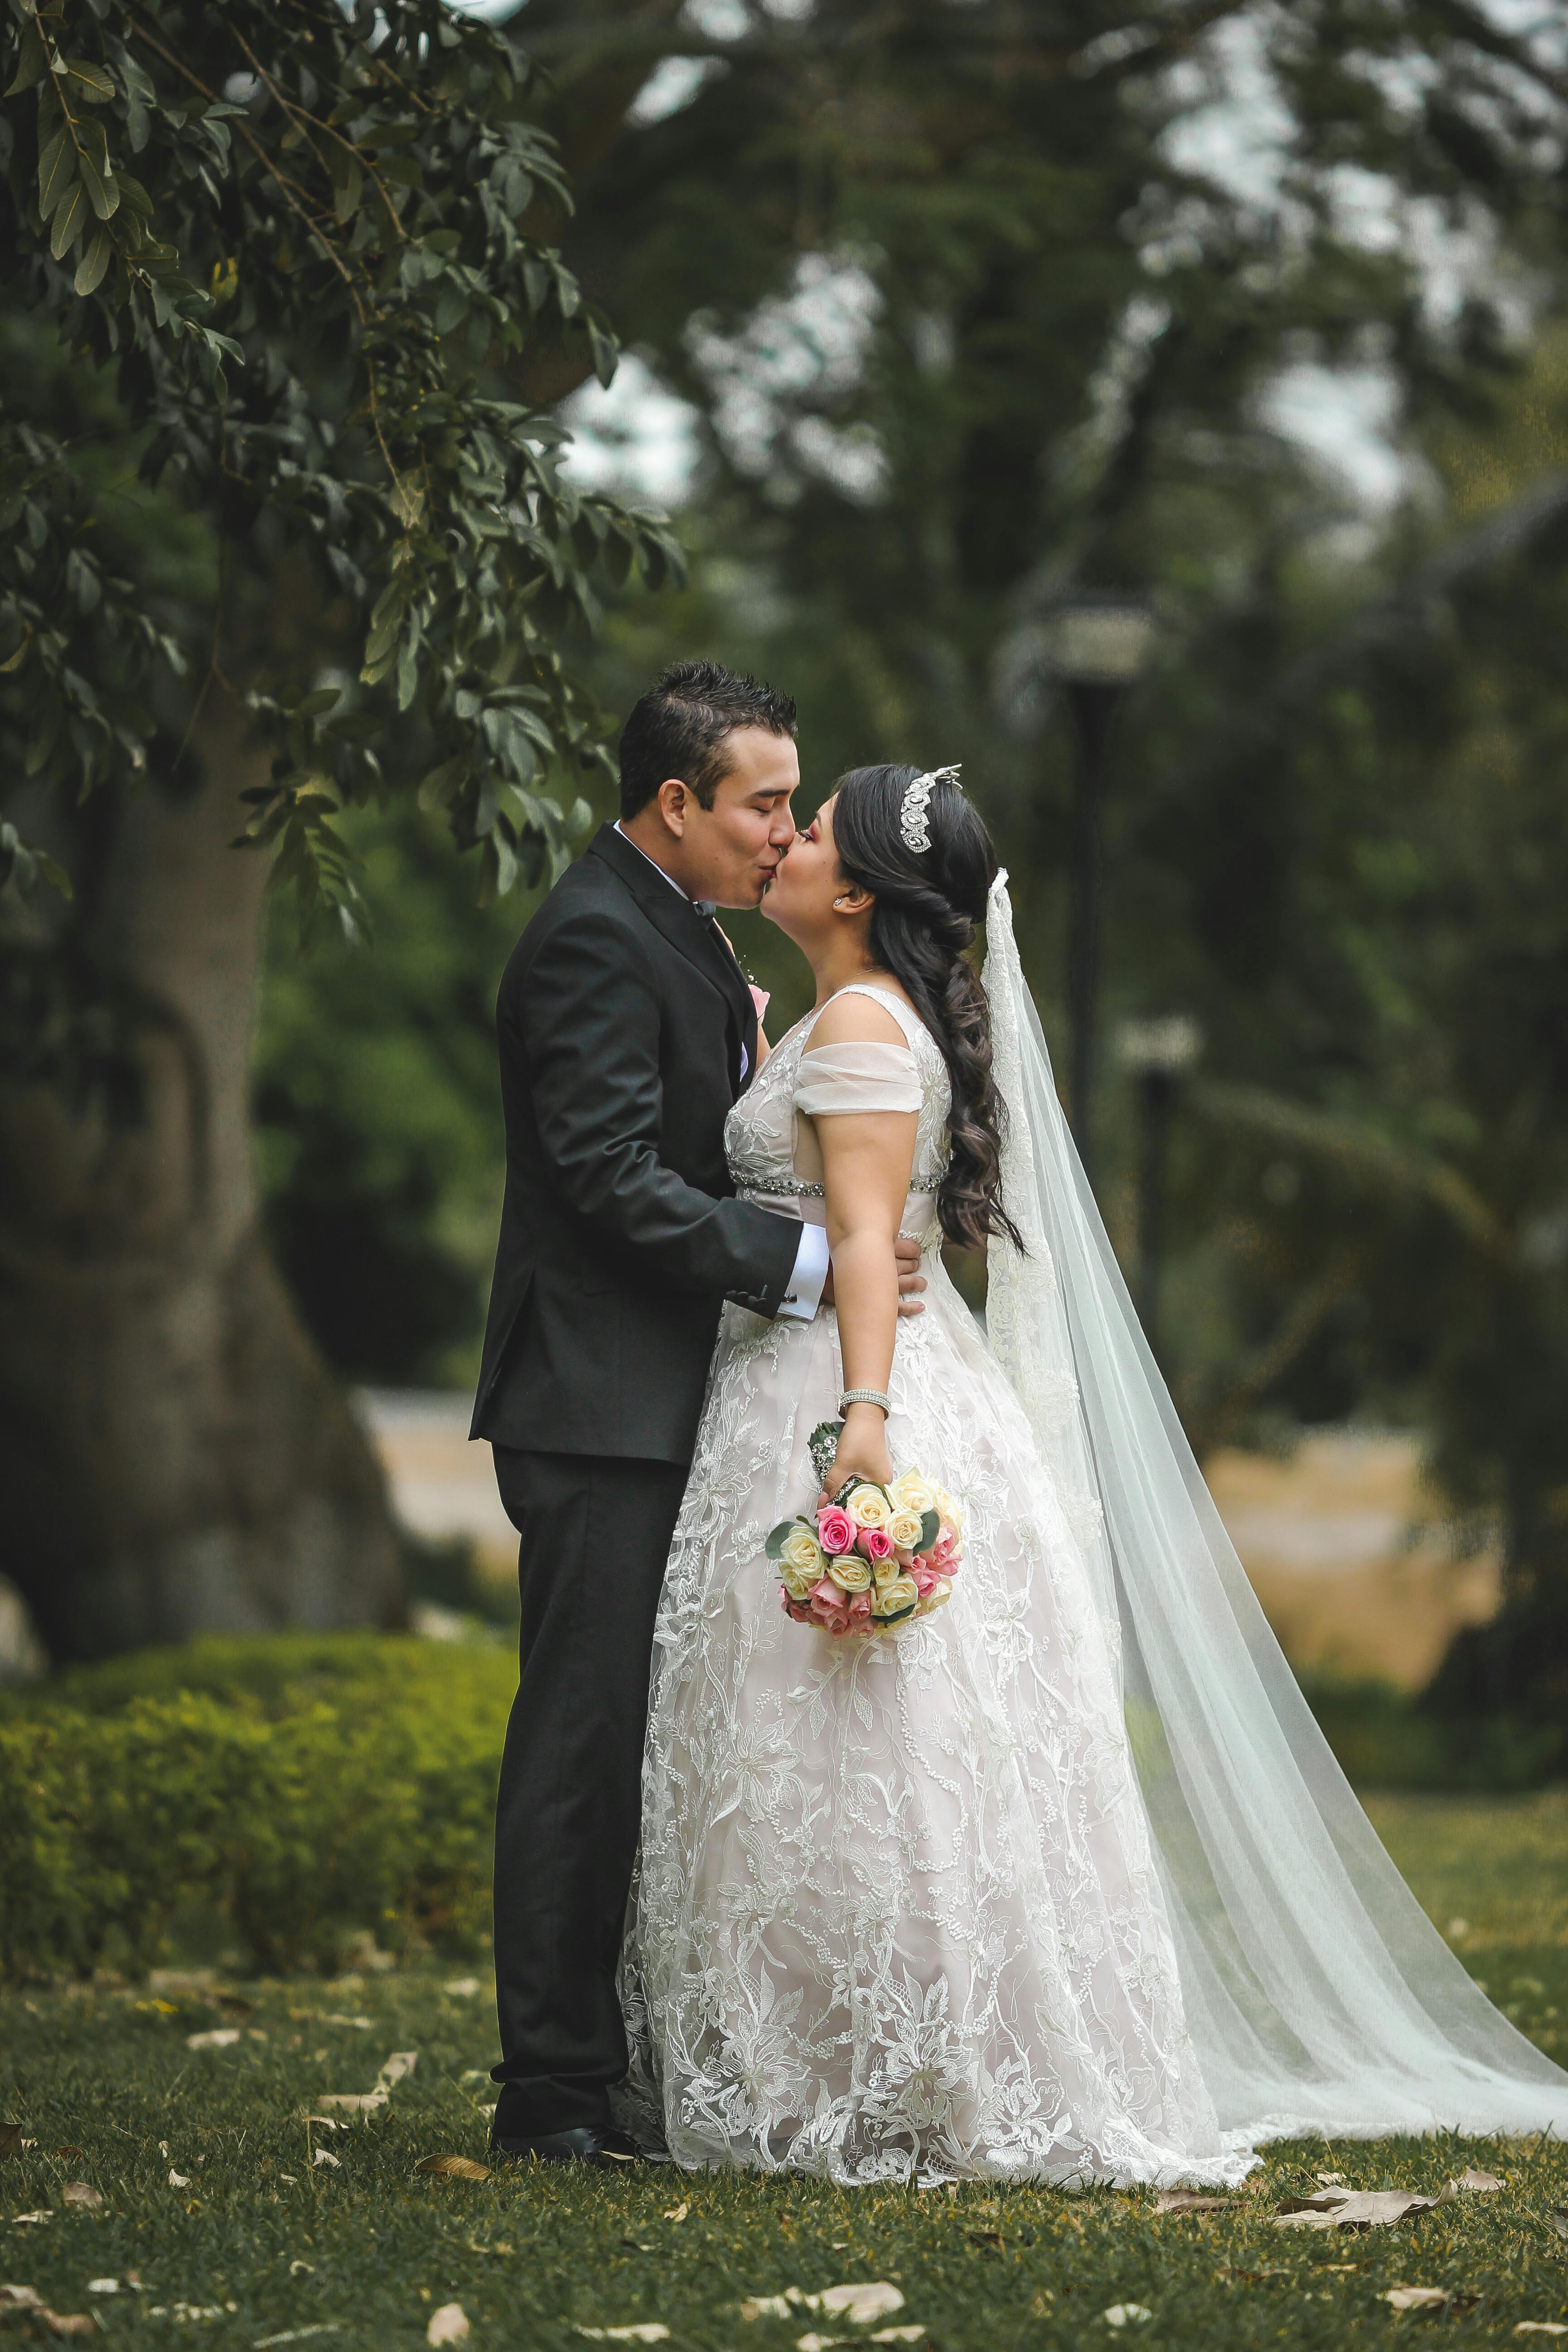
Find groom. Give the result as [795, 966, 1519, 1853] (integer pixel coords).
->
[473, 660, 924, 2165]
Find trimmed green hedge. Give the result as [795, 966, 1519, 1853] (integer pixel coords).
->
[0, 1634, 514, 1981]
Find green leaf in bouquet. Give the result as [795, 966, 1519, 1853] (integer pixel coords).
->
[917, 1508, 941, 1553]
[764, 1519, 801, 1561]
[807, 1420, 843, 1491]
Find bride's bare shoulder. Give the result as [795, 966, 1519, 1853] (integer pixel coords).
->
[807, 983, 916, 1053]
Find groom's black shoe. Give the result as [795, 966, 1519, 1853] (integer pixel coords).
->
[489, 2124, 640, 2168]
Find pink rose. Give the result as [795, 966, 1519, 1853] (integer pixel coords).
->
[749, 984, 771, 1022]
[912, 1562, 939, 1598]
[848, 1590, 874, 1622]
[930, 1528, 959, 1568]
[817, 1505, 855, 1556]
[858, 1525, 895, 1563]
[808, 1578, 850, 1633]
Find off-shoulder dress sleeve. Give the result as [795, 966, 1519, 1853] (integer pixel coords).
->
[794, 1040, 921, 1116]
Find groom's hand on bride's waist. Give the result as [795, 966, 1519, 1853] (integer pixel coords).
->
[820, 1235, 926, 1316]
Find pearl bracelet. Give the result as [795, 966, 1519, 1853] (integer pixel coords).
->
[839, 1388, 893, 1417]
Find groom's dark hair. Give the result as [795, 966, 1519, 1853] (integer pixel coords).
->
[618, 660, 797, 819]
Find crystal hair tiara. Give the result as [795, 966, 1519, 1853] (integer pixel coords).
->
[900, 763, 962, 855]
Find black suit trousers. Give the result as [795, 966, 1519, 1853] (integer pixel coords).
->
[489, 1446, 688, 2138]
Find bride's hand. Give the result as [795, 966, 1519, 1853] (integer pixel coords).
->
[820, 1403, 893, 1501]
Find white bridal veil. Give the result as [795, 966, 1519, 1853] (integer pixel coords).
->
[981, 870, 1568, 2143]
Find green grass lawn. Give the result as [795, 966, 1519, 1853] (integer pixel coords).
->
[3, 1796, 1566, 2350]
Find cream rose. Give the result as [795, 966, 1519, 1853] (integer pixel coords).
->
[889, 1471, 937, 1515]
[872, 1574, 920, 1617]
[887, 1508, 925, 1553]
[779, 1556, 818, 1600]
[934, 1487, 964, 1534]
[828, 1551, 872, 1593]
[780, 1524, 827, 1579]
[872, 1551, 899, 1588]
[846, 1483, 892, 1531]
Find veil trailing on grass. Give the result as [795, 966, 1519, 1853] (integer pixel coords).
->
[981, 869, 1568, 2141]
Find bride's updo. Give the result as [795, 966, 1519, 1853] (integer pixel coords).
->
[831, 764, 1021, 1255]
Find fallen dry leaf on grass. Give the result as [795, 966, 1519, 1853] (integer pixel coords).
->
[186, 2029, 241, 2052]
[1275, 2183, 1455, 2232]
[1514, 2325, 1568, 2337]
[739, 2285, 905, 2327]
[313, 2151, 340, 2171]
[443, 1980, 481, 1999]
[254, 2330, 343, 2348]
[1458, 2168, 1503, 2193]
[1382, 2287, 1452, 2312]
[1316, 2172, 1347, 2187]
[40, 2314, 96, 2339]
[309, 2094, 387, 2116]
[86, 2280, 118, 2295]
[426, 2304, 469, 2345]
[1548, 2209, 1568, 2241]
[799, 2332, 924, 2351]
[662, 2202, 688, 2223]
[796, 2333, 924, 2352]
[415, 2156, 490, 2182]
[60, 2184, 102, 2209]
[0, 2287, 43, 2310]
[1153, 2191, 1227, 2215]
[573, 2329, 670, 2345]
[815, 2285, 905, 2325]
[11, 2214, 50, 2226]
[377, 2053, 418, 2090]
[1101, 2306, 1154, 2328]
[168, 2171, 190, 2189]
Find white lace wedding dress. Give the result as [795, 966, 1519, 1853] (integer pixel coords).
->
[615, 984, 1250, 2186]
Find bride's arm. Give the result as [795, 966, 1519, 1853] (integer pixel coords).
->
[806, 998, 919, 1493]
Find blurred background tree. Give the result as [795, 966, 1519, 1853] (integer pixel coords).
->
[0, 0, 678, 1658]
[8, 0, 1568, 1737]
[257, 0, 1568, 1740]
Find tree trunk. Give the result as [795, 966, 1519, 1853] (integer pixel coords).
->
[0, 696, 405, 1662]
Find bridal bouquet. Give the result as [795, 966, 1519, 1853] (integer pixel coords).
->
[766, 1429, 964, 1636]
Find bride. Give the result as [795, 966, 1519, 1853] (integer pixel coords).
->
[615, 761, 1568, 2185]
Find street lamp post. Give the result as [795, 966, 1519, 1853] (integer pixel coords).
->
[1037, 598, 1158, 1178]
[1115, 1014, 1204, 1351]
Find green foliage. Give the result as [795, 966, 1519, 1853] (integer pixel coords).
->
[1296, 1671, 1563, 1795]
[251, 797, 551, 1383]
[0, 1634, 514, 1980]
[0, 0, 683, 931]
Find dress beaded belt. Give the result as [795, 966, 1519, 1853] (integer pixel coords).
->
[742, 1173, 943, 1198]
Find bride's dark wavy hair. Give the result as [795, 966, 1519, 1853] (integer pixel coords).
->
[831, 764, 1022, 1255]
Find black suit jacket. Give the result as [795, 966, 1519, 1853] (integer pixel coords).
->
[470, 824, 804, 1465]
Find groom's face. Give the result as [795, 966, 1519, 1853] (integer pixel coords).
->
[680, 726, 800, 907]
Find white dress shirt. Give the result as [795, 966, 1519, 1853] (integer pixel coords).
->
[611, 822, 828, 1322]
